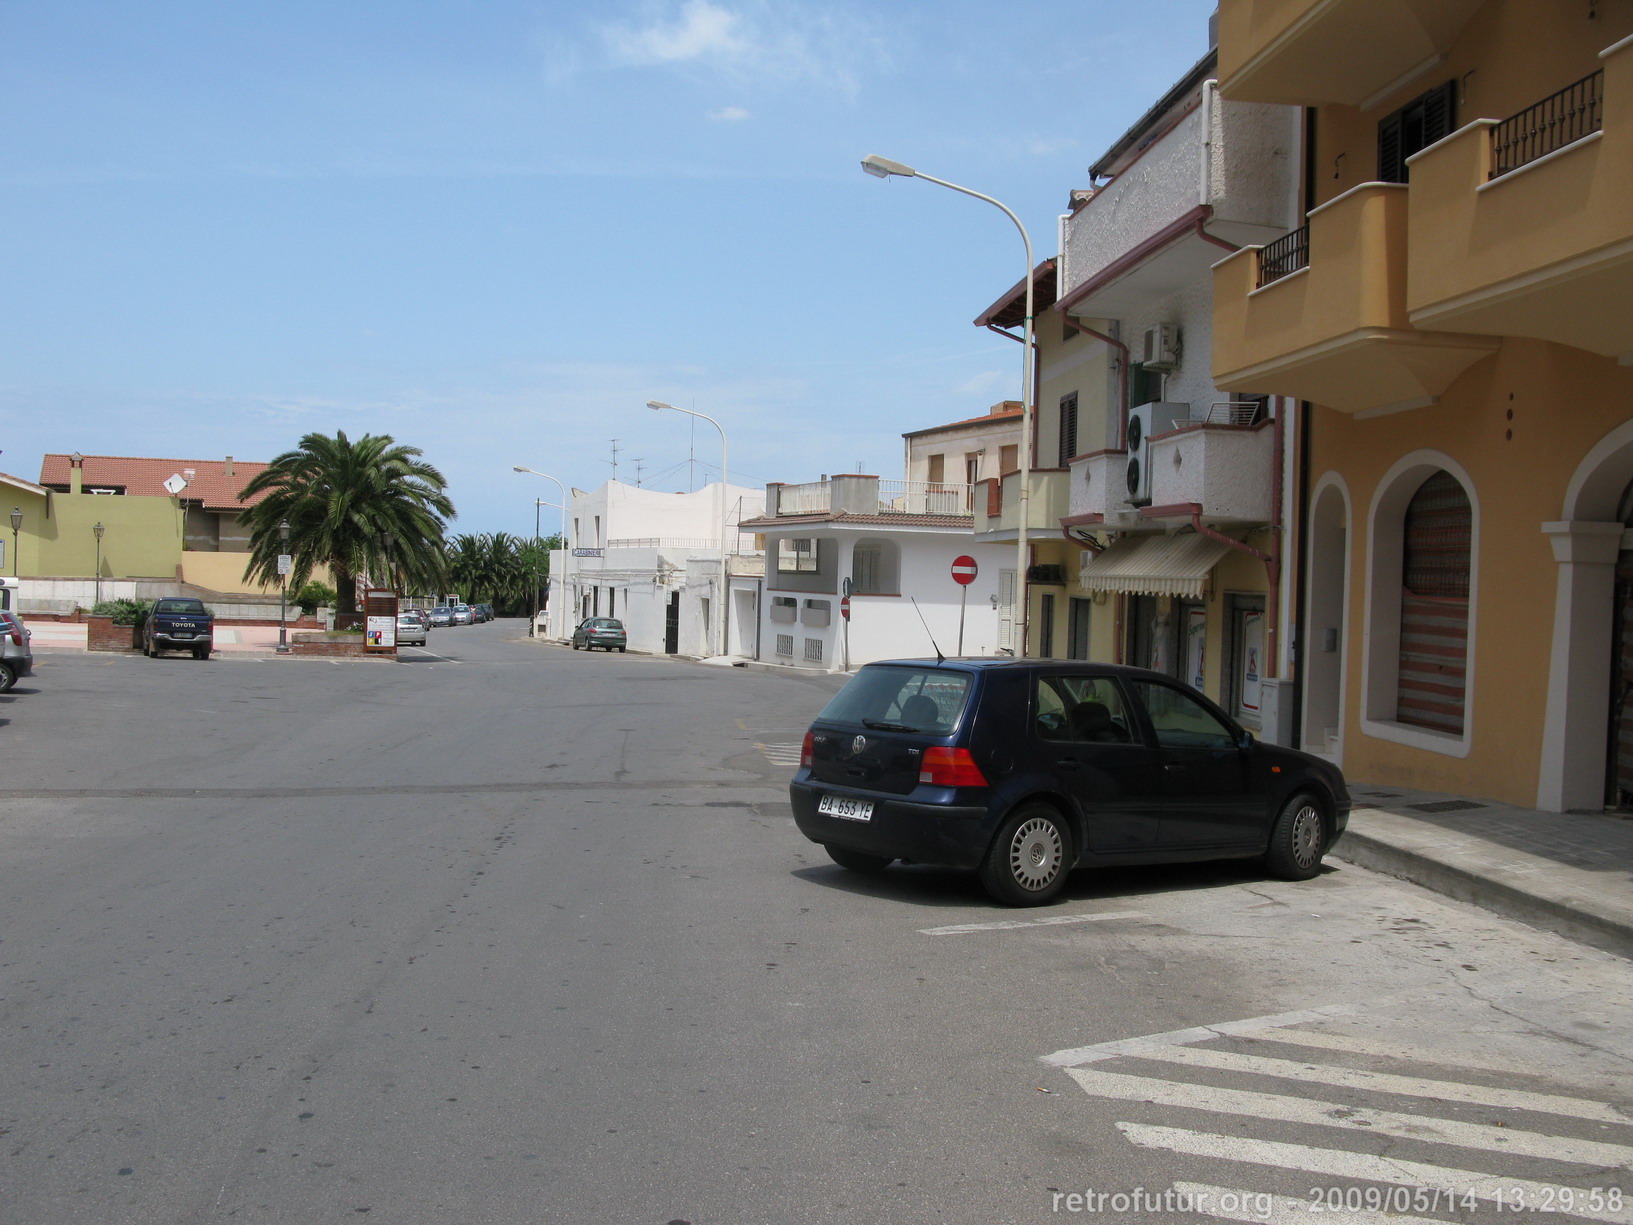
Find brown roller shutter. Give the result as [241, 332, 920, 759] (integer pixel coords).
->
[1397, 471, 1470, 734]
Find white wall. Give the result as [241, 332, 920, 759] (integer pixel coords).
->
[757, 528, 1008, 671]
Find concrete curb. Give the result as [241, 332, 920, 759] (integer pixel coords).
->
[1335, 828, 1633, 962]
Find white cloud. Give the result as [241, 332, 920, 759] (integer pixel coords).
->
[707, 105, 751, 122]
[955, 370, 1009, 397]
[605, 1, 747, 64]
[587, 1, 888, 93]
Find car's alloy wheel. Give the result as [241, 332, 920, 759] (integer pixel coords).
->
[1265, 792, 1327, 881]
[980, 805, 1073, 906]
[0, 664, 14, 693]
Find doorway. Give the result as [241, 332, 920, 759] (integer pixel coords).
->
[665, 591, 680, 655]
[1610, 479, 1633, 809]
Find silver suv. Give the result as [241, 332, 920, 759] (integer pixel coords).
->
[0, 610, 34, 692]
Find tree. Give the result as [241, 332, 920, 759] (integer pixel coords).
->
[238, 431, 454, 615]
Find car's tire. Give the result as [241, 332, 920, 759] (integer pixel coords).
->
[979, 803, 1074, 906]
[194, 645, 210, 660]
[0, 664, 15, 693]
[618, 646, 626, 653]
[825, 844, 893, 873]
[1264, 791, 1328, 881]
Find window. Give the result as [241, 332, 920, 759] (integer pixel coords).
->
[777, 538, 818, 573]
[1035, 675, 1133, 743]
[927, 454, 946, 484]
[1378, 80, 1456, 183]
[851, 538, 899, 595]
[1058, 392, 1079, 465]
[1129, 680, 1236, 750]
[817, 664, 972, 732]
[1000, 444, 1018, 473]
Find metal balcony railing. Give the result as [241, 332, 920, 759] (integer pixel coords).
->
[876, 480, 973, 515]
[1491, 70, 1604, 178]
[1257, 224, 1309, 287]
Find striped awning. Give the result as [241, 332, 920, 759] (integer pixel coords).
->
[1079, 533, 1232, 598]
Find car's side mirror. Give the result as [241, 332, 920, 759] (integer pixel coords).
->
[1238, 729, 1256, 750]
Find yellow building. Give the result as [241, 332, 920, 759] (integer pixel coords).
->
[16, 453, 288, 598]
[1211, 0, 1633, 811]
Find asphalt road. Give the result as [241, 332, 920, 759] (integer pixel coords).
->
[3, 623, 1630, 1225]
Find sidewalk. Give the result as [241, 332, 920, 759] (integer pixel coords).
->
[28, 622, 287, 656]
[1336, 783, 1633, 961]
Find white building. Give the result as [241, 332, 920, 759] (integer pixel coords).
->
[547, 479, 765, 655]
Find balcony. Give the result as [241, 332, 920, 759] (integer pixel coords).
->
[1058, 90, 1299, 319]
[765, 476, 973, 519]
[1212, 183, 1499, 413]
[1406, 36, 1633, 359]
[1217, 0, 1483, 107]
[1064, 403, 1277, 528]
[974, 469, 1069, 539]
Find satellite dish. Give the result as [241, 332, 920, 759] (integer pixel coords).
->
[163, 474, 188, 495]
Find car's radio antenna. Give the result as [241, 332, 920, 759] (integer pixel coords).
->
[909, 597, 945, 665]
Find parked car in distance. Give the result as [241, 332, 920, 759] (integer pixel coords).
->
[428, 606, 453, 627]
[572, 618, 626, 652]
[394, 611, 428, 647]
[143, 597, 214, 659]
[791, 658, 1350, 907]
[478, 603, 495, 622]
[0, 610, 33, 692]
[451, 604, 474, 625]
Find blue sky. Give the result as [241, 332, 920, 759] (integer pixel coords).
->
[1, 0, 1218, 537]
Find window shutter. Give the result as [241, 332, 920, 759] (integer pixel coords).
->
[1397, 471, 1471, 734]
[1058, 392, 1079, 465]
[1377, 111, 1405, 183]
[1422, 80, 1456, 146]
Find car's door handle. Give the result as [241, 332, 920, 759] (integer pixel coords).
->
[1163, 763, 1187, 773]
[1057, 758, 1082, 771]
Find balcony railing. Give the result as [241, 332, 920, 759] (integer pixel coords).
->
[774, 481, 830, 514]
[1490, 70, 1603, 178]
[1257, 224, 1309, 287]
[877, 480, 972, 515]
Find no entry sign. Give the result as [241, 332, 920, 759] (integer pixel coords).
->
[951, 555, 979, 586]
[840, 595, 851, 621]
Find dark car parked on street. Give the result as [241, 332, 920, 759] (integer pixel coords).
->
[791, 658, 1349, 906]
[143, 597, 214, 659]
[571, 618, 626, 652]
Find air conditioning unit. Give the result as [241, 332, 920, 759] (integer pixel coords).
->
[1124, 401, 1189, 504]
[1026, 564, 1066, 585]
[1142, 323, 1181, 371]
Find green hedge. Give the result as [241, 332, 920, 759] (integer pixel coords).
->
[90, 597, 150, 626]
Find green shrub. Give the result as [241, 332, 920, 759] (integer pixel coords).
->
[91, 597, 150, 626]
[293, 581, 337, 614]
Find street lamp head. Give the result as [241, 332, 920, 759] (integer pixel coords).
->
[645, 400, 675, 412]
[278, 518, 290, 543]
[512, 465, 529, 473]
[9, 507, 20, 532]
[861, 154, 915, 179]
[93, 520, 105, 541]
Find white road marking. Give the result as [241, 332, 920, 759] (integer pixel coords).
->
[1040, 1004, 1359, 1068]
[757, 743, 803, 765]
[1066, 1066, 1633, 1168]
[1171, 1181, 1460, 1225]
[1121, 1124, 1633, 1225]
[920, 911, 1146, 936]
[1132, 1044, 1631, 1123]
[1244, 1024, 1621, 1085]
[401, 647, 460, 663]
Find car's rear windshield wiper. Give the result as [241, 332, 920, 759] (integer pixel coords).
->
[862, 719, 921, 732]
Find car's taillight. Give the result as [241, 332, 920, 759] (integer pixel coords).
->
[7, 627, 21, 646]
[918, 746, 987, 787]
[800, 731, 815, 769]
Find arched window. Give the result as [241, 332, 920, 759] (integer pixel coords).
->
[1397, 471, 1471, 734]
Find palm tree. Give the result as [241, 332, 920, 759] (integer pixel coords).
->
[238, 431, 454, 616]
[445, 532, 536, 613]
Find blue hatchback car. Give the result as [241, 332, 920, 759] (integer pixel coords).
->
[791, 658, 1349, 906]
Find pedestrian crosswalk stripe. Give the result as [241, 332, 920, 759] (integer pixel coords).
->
[1244, 1024, 1585, 1081]
[1171, 1182, 1461, 1225]
[1067, 1066, 1633, 1168]
[1040, 1003, 1359, 1067]
[757, 742, 802, 766]
[1120, 1124, 1633, 1225]
[1132, 1043, 1630, 1122]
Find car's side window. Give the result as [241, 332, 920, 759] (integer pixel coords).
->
[1130, 680, 1236, 750]
[1035, 676, 1133, 743]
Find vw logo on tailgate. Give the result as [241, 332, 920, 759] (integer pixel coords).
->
[851, 735, 867, 756]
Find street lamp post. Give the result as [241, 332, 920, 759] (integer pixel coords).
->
[861, 154, 1036, 657]
[276, 519, 291, 654]
[513, 467, 569, 639]
[647, 401, 729, 659]
[9, 507, 20, 578]
[92, 521, 105, 606]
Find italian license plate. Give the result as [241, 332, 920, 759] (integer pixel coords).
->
[818, 794, 874, 822]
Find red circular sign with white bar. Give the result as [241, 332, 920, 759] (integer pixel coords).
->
[950, 555, 979, 586]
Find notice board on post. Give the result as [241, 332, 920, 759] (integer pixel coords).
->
[364, 588, 399, 654]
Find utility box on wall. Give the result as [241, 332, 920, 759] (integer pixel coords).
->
[1257, 677, 1295, 747]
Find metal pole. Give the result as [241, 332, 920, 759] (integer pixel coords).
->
[531, 498, 542, 637]
[958, 586, 967, 657]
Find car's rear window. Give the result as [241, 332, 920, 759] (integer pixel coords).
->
[817, 665, 972, 733]
[154, 599, 206, 614]
[589, 619, 622, 629]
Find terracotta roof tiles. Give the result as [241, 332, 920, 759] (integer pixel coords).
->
[39, 454, 273, 512]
